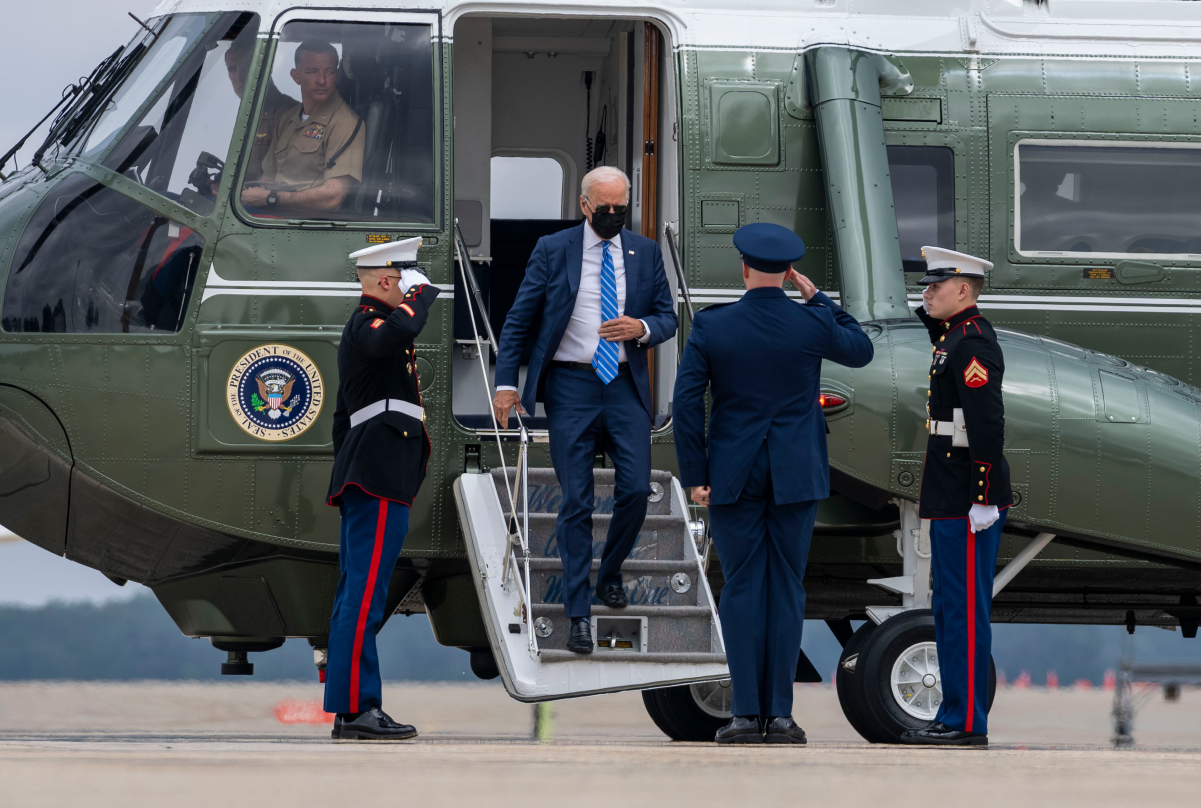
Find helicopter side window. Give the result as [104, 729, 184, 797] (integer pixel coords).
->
[1, 174, 203, 334]
[887, 145, 956, 272]
[103, 13, 261, 216]
[1017, 141, 1201, 257]
[238, 20, 436, 224]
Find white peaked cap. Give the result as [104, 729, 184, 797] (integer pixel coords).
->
[349, 236, 422, 268]
[920, 246, 993, 278]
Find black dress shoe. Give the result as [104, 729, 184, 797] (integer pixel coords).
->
[763, 716, 807, 745]
[597, 583, 629, 608]
[715, 715, 763, 744]
[900, 721, 987, 746]
[567, 617, 594, 654]
[331, 707, 418, 741]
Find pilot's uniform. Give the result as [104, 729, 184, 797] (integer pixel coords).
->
[904, 247, 1012, 746]
[261, 90, 365, 191]
[324, 237, 437, 740]
[674, 223, 874, 744]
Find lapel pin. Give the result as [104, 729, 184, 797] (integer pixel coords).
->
[629, 250, 635, 255]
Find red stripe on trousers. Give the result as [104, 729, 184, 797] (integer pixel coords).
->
[965, 523, 977, 733]
[349, 498, 389, 713]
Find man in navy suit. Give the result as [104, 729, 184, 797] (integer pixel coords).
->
[493, 166, 678, 654]
[674, 222, 874, 744]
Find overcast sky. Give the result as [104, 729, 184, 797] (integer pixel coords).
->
[2, 0, 158, 171]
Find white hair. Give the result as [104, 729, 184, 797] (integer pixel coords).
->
[580, 166, 630, 203]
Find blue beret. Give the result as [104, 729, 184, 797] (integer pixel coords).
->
[732, 223, 805, 273]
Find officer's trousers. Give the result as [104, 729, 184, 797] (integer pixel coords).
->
[324, 485, 410, 715]
[709, 444, 817, 718]
[545, 365, 651, 619]
[929, 510, 1006, 735]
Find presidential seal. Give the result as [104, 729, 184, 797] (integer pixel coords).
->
[227, 344, 324, 441]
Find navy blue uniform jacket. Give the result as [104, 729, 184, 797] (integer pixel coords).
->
[494, 223, 678, 418]
[916, 304, 1012, 518]
[327, 286, 439, 506]
[674, 288, 874, 506]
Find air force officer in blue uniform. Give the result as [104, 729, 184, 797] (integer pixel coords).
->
[493, 166, 678, 654]
[674, 223, 874, 744]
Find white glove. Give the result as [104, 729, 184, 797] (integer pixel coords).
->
[399, 269, 430, 294]
[968, 504, 999, 533]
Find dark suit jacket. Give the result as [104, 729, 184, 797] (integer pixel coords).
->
[495, 223, 678, 418]
[327, 288, 438, 506]
[673, 288, 874, 506]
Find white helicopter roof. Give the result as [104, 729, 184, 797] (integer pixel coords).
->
[148, 0, 1201, 59]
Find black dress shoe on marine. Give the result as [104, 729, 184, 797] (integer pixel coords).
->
[597, 583, 629, 608]
[715, 715, 764, 744]
[763, 716, 807, 745]
[567, 617, 594, 654]
[331, 708, 418, 741]
[899, 721, 987, 747]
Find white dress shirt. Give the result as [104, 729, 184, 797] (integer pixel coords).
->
[497, 224, 649, 392]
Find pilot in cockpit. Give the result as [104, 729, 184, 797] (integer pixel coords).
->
[240, 40, 364, 214]
[224, 34, 297, 185]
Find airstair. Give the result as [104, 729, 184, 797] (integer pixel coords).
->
[454, 465, 728, 701]
[451, 223, 727, 702]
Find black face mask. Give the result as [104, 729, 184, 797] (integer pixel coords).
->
[589, 210, 624, 240]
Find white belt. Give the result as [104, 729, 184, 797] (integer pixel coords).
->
[928, 408, 969, 448]
[349, 398, 425, 429]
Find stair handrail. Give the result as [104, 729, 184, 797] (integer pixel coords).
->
[454, 221, 537, 654]
[664, 223, 694, 323]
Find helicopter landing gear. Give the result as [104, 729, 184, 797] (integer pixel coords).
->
[642, 680, 733, 741]
[835, 609, 996, 744]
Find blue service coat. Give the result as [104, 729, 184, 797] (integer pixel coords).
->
[673, 288, 874, 505]
[494, 223, 678, 418]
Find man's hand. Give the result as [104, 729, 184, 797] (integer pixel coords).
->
[599, 316, 646, 343]
[241, 185, 270, 206]
[492, 389, 525, 430]
[968, 503, 999, 533]
[690, 486, 711, 507]
[399, 269, 430, 294]
[787, 269, 818, 301]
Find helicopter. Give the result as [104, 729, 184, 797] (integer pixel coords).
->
[4, 0, 1201, 743]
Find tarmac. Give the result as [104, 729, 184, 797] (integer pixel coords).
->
[3, 681, 1201, 807]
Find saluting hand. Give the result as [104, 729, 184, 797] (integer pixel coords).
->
[787, 269, 818, 301]
[690, 486, 711, 507]
[598, 316, 646, 342]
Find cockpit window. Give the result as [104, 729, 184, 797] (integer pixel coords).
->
[103, 13, 260, 216]
[239, 20, 436, 224]
[81, 15, 214, 156]
[2, 174, 204, 334]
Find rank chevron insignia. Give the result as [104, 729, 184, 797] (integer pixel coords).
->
[964, 358, 989, 388]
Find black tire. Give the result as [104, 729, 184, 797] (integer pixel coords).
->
[835, 621, 891, 744]
[855, 610, 996, 744]
[642, 680, 732, 742]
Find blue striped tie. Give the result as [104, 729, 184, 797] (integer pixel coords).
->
[593, 240, 619, 385]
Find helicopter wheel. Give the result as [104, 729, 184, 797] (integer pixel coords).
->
[837, 610, 996, 744]
[642, 680, 733, 741]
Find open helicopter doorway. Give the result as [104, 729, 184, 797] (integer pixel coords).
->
[450, 16, 679, 432]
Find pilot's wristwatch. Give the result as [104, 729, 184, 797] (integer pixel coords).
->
[266, 190, 278, 208]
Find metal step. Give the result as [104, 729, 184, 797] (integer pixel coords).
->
[519, 513, 691, 561]
[540, 650, 728, 665]
[455, 468, 728, 701]
[491, 467, 675, 516]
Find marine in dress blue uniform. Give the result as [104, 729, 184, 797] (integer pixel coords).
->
[674, 223, 874, 744]
[324, 237, 438, 741]
[901, 247, 1012, 747]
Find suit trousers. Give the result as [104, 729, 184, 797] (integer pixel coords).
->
[709, 443, 817, 718]
[324, 484, 409, 715]
[545, 364, 651, 619]
[929, 510, 1006, 735]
